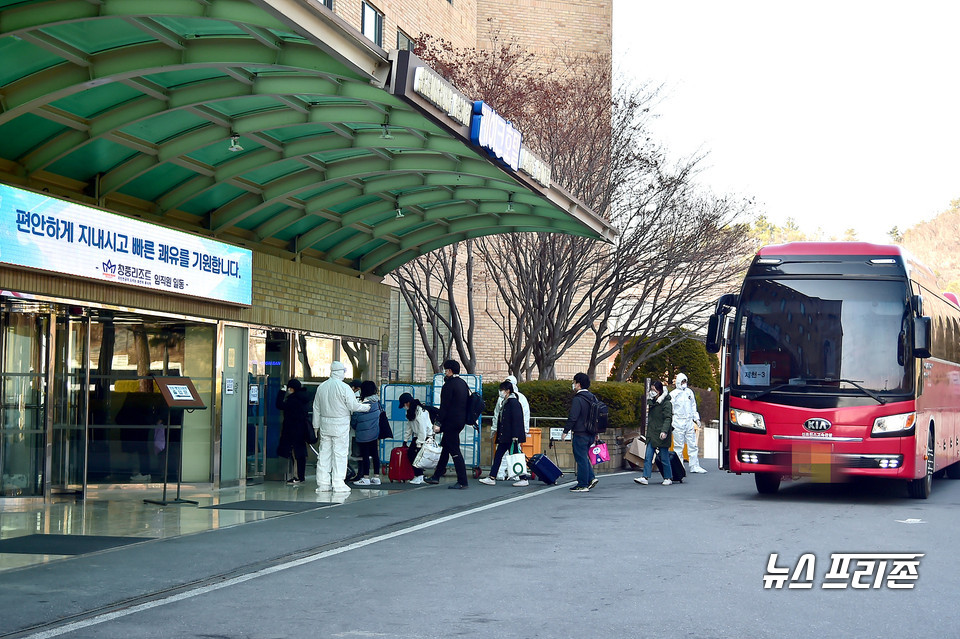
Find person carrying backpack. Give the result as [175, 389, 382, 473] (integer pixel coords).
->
[424, 359, 471, 489]
[563, 372, 599, 493]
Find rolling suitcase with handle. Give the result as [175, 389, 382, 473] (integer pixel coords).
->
[529, 453, 563, 485]
[654, 451, 686, 483]
[389, 444, 416, 482]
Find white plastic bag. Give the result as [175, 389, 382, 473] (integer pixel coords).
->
[413, 437, 442, 470]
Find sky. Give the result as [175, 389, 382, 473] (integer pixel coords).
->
[612, 1, 960, 243]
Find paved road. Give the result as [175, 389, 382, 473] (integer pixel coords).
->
[4, 468, 960, 639]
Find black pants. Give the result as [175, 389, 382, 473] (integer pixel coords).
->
[490, 440, 527, 480]
[406, 437, 424, 477]
[431, 429, 467, 485]
[357, 439, 380, 478]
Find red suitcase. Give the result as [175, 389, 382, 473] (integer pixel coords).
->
[389, 444, 415, 482]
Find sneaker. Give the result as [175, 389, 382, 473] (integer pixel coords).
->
[634, 477, 648, 485]
[690, 466, 708, 474]
[569, 485, 590, 493]
[408, 476, 424, 485]
[478, 477, 496, 486]
[370, 477, 381, 485]
[316, 485, 332, 493]
[333, 485, 352, 493]
[353, 478, 371, 486]
[286, 478, 301, 485]
[588, 478, 599, 490]
[662, 479, 673, 486]
[424, 477, 440, 485]
[512, 479, 529, 487]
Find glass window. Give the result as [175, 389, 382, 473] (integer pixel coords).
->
[397, 29, 414, 51]
[362, 2, 383, 47]
[733, 278, 911, 394]
[321, 0, 333, 8]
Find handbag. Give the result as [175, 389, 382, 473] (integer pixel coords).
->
[589, 440, 610, 465]
[378, 410, 393, 439]
[413, 436, 442, 470]
[500, 440, 528, 480]
[306, 426, 318, 445]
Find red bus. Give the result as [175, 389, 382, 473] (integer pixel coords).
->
[706, 242, 960, 498]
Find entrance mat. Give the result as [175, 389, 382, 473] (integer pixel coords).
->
[0, 534, 150, 555]
[200, 500, 336, 512]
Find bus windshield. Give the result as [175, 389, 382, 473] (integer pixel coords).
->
[733, 278, 911, 395]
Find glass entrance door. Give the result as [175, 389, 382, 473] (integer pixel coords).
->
[49, 314, 89, 497]
[0, 309, 49, 498]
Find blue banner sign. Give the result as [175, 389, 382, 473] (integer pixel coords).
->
[0, 184, 253, 306]
[470, 101, 522, 171]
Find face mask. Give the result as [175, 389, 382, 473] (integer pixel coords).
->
[572, 383, 577, 391]
[648, 390, 658, 400]
[679, 382, 687, 389]
[499, 390, 507, 399]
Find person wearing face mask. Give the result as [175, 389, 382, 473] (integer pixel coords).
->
[479, 381, 528, 486]
[424, 359, 471, 489]
[670, 372, 706, 473]
[634, 380, 674, 486]
[491, 374, 531, 435]
[563, 372, 599, 493]
[312, 361, 371, 493]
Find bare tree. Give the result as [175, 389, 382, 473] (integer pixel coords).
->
[391, 240, 478, 374]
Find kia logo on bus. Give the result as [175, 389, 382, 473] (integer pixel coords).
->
[803, 418, 832, 432]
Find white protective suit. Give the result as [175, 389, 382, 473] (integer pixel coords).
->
[312, 361, 370, 491]
[491, 375, 531, 434]
[669, 373, 705, 472]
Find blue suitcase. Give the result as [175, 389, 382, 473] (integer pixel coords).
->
[530, 453, 563, 484]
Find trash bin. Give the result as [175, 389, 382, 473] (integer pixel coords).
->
[520, 427, 543, 458]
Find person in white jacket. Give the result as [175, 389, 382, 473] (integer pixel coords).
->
[670, 372, 707, 473]
[491, 375, 530, 434]
[398, 392, 433, 484]
[313, 361, 370, 492]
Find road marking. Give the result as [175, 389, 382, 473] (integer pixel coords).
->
[21, 476, 631, 639]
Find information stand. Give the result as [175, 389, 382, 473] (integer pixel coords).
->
[144, 377, 206, 506]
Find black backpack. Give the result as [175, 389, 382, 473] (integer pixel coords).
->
[425, 404, 441, 424]
[465, 391, 484, 427]
[585, 394, 609, 434]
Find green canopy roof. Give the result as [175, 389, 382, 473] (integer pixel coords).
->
[0, 0, 611, 277]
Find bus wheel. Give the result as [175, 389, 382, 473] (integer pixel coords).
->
[755, 472, 781, 495]
[907, 430, 934, 499]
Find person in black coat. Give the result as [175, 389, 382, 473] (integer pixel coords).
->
[276, 378, 311, 484]
[479, 381, 528, 486]
[425, 359, 471, 489]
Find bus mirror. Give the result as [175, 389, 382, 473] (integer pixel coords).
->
[913, 316, 931, 359]
[706, 314, 722, 353]
[714, 293, 739, 315]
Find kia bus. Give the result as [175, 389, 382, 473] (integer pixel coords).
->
[706, 242, 960, 498]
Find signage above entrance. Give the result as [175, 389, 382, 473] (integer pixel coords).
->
[0, 184, 252, 306]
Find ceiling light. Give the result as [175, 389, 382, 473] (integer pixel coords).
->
[505, 195, 514, 213]
[228, 134, 244, 152]
[380, 124, 393, 140]
[395, 208, 404, 218]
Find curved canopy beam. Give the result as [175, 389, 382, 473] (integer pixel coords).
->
[0, 0, 611, 280]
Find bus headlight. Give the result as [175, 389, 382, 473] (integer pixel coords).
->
[872, 412, 916, 437]
[729, 408, 766, 432]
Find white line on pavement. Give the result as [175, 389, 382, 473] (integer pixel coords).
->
[24, 475, 630, 639]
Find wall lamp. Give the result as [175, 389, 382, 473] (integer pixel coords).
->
[228, 134, 244, 152]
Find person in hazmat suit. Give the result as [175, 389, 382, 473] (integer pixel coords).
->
[313, 361, 370, 492]
[670, 372, 707, 474]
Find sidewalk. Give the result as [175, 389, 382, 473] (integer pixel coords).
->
[0, 470, 575, 638]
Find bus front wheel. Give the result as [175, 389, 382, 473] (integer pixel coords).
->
[907, 430, 934, 499]
[755, 472, 781, 495]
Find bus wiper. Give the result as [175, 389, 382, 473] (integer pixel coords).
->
[801, 377, 887, 405]
[742, 382, 801, 401]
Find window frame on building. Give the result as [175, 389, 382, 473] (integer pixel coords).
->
[397, 29, 414, 51]
[361, 2, 383, 47]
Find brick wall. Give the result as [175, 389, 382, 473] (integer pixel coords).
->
[331, 0, 477, 50]
[476, 0, 612, 60]
[244, 253, 391, 341]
